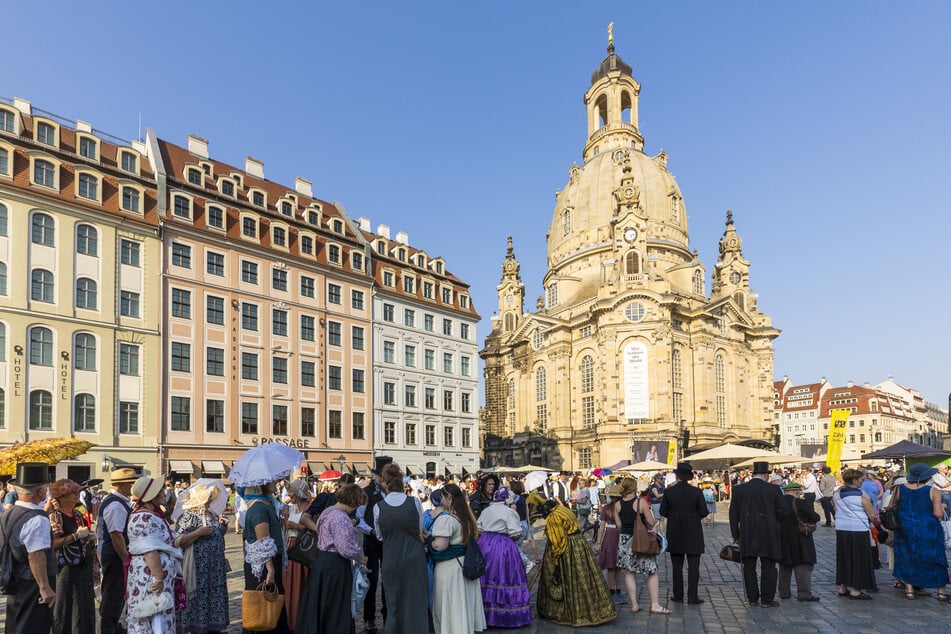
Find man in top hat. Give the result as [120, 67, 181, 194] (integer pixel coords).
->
[97, 467, 137, 634]
[729, 461, 789, 608]
[0, 463, 56, 633]
[361, 455, 392, 633]
[660, 462, 709, 605]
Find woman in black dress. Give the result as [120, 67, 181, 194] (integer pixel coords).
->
[47, 478, 95, 634]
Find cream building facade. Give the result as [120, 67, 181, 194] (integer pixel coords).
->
[481, 44, 780, 470]
[0, 98, 163, 480]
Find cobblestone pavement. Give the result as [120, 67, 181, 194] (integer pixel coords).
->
[3, 503, 947, 633]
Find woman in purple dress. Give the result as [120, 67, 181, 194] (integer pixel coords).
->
[476, 487, 531, 628]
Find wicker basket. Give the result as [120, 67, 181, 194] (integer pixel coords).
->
[241, 582, 285, 631]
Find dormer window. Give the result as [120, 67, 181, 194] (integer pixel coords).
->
[207, 205, 224, 229]
[382, 271, 394, 287]
[77, 173, 99, 201]
[423, 281, 433, 299]
[416, 254, 426, 268]
[434, 261, 443, 275]
[300, 234, 314, 254]
[441, 287, 452, 304]
[332, 219, 343, 234]
[32, 158, 56, 188]
[281, 201, 293, 217]
[220, 179, 235, 197]
[36, 121, 56, 146]
[120, 151, 137, 174]
[199, 162, 212, 176]
[328, 244, 341, 264]
[272, 226, 287, 247]
[78, 137, 97, 160]
[397, 248, 406, 262]
[121, 186, 140, 213]
[403, 276, 415, 294]
[460, 294, 469, 309]
[187, 168, 202, 185]
[251, 190, 265, 207]
[241, 215, 257, 238]
[172, 194, 191, 219]
[351, 252, 363, 270]
[376, 241, 386, 255]
[307, 210, 319, 226]
[0, 109, 14, 133]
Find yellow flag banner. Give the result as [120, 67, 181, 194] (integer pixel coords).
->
[667, 439, 678, 465]
[826, 409, 851, 472]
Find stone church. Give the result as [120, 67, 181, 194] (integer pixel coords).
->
[480, 41, 780, 471]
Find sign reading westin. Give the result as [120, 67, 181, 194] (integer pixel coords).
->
[623, 341, 650, 420]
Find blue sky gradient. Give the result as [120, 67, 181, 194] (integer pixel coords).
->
[6, 2, 949, 403]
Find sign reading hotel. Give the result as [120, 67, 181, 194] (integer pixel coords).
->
[623, 341, 650, 420]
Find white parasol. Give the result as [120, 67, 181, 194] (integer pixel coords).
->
[170, 478, 229, 523]
[229, 444, 305, 487]
[523, 470, 551, 492]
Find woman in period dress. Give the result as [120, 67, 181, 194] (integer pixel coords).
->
[891, 463, 949, 600]
[295, 484, 369, 633]
[430, 484, 486, 634]
[174, 483, 230, 633]
[242, 481, 293, 634]
[529, 491, 616, 627]
[47, 478, 95, 634]
[282, 479, 315, 631]
[126, 476, 184, 634]
[374, 463, 429, 634]
[476, 487, 531, 628]
[595, 485, 625, 604]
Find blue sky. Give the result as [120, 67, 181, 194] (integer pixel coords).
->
[7, 2, 950, 404]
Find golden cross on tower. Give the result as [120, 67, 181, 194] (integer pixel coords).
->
[607, 22, 614, 45]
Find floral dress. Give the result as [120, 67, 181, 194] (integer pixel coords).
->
[175, 509, 230, 633]
[126, 510, 178, 634]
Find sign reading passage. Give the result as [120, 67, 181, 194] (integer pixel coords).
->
[623, 341, 650, 420]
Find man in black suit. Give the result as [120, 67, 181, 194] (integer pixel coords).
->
[660, 462, 709, 605]
[729, 461, 788, 607]
[362, 456, 392, 633]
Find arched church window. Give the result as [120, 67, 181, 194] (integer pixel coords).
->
[580, 355, 594, 393]
[546, 284, 558, 308]
[672, 349, 683, 389]
[624, 250, 640, 275]
[693, 270, 704, 295]
[596, 94, 608, 128]
[621, 91, 632, 124]
[715, 354, 725, 392]
[504, 312, 514, 332]
[733, 291, 745, 310]
[508, 378, 516, 410]
[531, 328, 544, 351]
[671, 196, 681, 222]
[562, 209, 571, 236]
[536, 367, 547, 401]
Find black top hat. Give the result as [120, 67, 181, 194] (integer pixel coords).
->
[9, 462, 52, 488]
[751, 461, 770, 475]
[674, 462, 694, 479]
[372, 456, 393, 475]
[82, 478, 104, 488]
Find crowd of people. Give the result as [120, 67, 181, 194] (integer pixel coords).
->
[1, 454, 950, 633]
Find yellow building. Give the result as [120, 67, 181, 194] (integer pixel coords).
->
[0, 99, 162, 480]
[480, 44, 780, 470]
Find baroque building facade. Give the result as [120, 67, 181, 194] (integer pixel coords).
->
[0, 98, 163, 480]
[357, 218, 480, 477]
[481, 44, 780, 471]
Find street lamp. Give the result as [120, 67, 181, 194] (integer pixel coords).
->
[100, 454, 112, 473]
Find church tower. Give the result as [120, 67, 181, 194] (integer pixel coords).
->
[480, 30, 780, 471]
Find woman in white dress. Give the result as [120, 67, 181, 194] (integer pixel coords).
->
[430, 484, 486, 634]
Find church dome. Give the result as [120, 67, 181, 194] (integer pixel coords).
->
[591, 44, 633, 85]
[547, 147, 690, 276]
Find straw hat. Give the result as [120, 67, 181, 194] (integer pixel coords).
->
[182, 483, 221, 510]
[131, 476, 163, 503]
[110, 467, 139, 484]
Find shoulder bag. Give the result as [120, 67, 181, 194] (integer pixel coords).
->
[632, 499, 662, 556]
[242, 581, 285, 631]
[460, 533, 487, 580]
[286, 528, 319, 567]
[880, 487, 901, 532]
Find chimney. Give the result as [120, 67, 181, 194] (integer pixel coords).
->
[357, 217, 371, 232]
[847, 381, 854, 388]
[376, 224, 390, 240]
[245, 157, 264, 179]
[187, 134, 209, 159]
[75, 120, 93, 133]
[395, 231, 409, 245]
[12, 98, 31, 115]
[294, 177, 312, 197]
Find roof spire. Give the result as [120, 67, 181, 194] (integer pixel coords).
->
[607, 21, 615, 47]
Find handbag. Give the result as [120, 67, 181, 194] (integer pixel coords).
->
[632, 501, 661, 556]
[719, 543, 741, 563]
[241, 581, 285, 631]
[460, 536, 487, 580]
[881, 487, 901, 532]
[798, 518, 817, 536]
[287, 529, 319, 567]
[351, 563, 370, 618]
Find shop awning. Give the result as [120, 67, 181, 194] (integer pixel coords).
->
[168, 460, 194, 474]
[354, 463, 372, 477]
[201, 460, 227, 475]
[307, 461, 328, 474]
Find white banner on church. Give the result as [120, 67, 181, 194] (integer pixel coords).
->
[623, 341, 650, 420]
